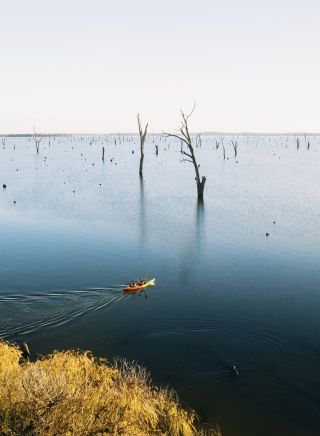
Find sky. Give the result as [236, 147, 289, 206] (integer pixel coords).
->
[1, 0, 320, 133]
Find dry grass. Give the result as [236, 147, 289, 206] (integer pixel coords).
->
[0, 340, 221, 436]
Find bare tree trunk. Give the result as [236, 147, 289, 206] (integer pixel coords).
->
[137, 114, 148, 177]
[139, 152, 144, 175]
[163, 106, 207, 198]
[196, 134, 202, 148]
[197, 176, 206, 197]
[222, 144, 226, 160]
[231, 140, 238, 157]
[33, 126, 42, 153]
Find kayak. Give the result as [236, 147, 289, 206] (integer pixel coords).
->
[123, 278, 156, 292]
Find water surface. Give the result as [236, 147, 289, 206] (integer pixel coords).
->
[1, 134, 320, 435]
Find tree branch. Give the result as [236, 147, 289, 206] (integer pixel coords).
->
[180, 150, 193, 159]
[162, 132, 189, 147]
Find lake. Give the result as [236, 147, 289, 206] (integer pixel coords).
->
[0, 134, 319, 435]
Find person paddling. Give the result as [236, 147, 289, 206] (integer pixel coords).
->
[138, 275, 148, 285]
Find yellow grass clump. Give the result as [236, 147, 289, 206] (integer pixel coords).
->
[0, 340, 221, 436]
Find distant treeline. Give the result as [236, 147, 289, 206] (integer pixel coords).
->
[2, 132, 320, 137]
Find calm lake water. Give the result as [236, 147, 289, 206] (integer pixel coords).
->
[0, 134, 320, 435]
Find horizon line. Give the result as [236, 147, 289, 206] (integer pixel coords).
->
[1, 131, 320, 137]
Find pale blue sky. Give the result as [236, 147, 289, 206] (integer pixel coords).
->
[1, 0, 320, 133]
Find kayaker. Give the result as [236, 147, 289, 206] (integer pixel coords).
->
[129, 281, 136, 287]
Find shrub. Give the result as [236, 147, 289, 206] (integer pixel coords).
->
[0, 341, 220, 436]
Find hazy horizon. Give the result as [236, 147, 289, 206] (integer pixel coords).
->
[2, 131, 320, 137]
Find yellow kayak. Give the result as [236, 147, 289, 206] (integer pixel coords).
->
[123, 278, 155, 292]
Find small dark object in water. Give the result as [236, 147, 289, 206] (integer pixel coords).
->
[3, 184, 6, 189]
[233, 365, 239, 376]
[13, 200, 16, 204]
[273, 221, 276, 224]
[266, 232, 270, 237]
[132, 150, 134, 154]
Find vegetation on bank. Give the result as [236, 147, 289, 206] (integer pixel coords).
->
[0, 341, 220, 435]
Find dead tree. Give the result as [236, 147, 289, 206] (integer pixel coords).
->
[33, 126, 42, 153]
[231, 140, 238, 157]
[196, 134, 202, 148]
[137, 114, 148, 177]
[163, 107, 206, 198]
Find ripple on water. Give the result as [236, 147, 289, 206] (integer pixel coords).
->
[142, 317, 288, 383]
[0, 286, 125, 340]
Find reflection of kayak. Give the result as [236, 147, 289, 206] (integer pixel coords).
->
[123, 278, 156, 292]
